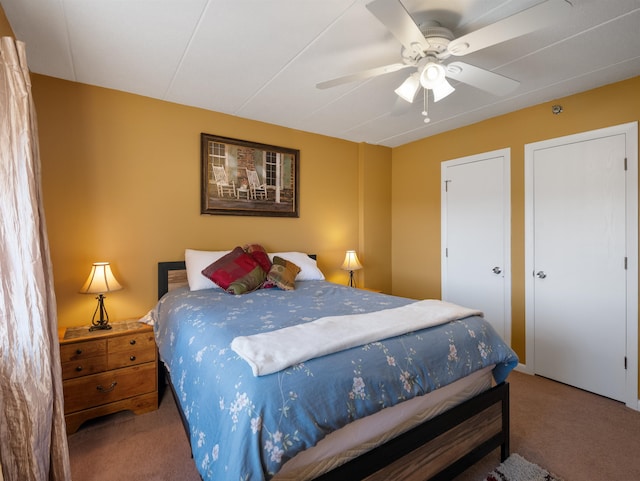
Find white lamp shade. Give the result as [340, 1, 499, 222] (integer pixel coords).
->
[420, 61, 455, 102]
[394, 73, 420, 103]
[341, 250, 363, 271]
[419, 62, 445, 89]
[431, 77, 455, 102]
[80, 262, 123, 294]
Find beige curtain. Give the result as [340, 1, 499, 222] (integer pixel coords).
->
[0, 37, 71, 480]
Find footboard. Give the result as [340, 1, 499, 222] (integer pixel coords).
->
[315, 381, 509, 481]
[165, 358, 508, 481]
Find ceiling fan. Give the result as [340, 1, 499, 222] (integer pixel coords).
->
[317, 0, 572, 120]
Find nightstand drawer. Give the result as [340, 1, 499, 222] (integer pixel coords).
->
[61, 357, 108, 380]
[63, 362, 157, 414]
[108, 347, 156, 369]
[108, 331, 155, 353]
[59, 339, 107, 362]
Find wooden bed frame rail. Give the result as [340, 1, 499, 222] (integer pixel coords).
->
[156, 261, 510, 481]
[316, 382, 509, 481]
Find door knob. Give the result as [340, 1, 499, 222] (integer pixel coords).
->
[492, 267, 502, 274]
[536, 271, 547, 279]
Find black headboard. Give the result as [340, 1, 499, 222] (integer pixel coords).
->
[158, 261, 187, 299]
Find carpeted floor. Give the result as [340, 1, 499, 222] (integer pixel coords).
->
[68, 370, 640, 480]
[453, 371, 640, 481]
[67, 387, 200, 481]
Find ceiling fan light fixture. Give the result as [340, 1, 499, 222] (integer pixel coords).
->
[419, 60, 455, 102]
[419, 61, 445, 89]
[394, 73, 420, 103]
[431, 77, 455, 102]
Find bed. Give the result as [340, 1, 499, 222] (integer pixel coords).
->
[150, 252, 518, 481]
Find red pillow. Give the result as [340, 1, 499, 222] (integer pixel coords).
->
[244, 243, 272, 273]
[201, 246, 266, 294]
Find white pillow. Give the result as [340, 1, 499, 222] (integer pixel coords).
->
[268, 252, 325, 281]
[185, 249, 230, 291]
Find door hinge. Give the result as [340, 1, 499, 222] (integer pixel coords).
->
[625, 356, 628, 370]
[445, 247, 448, 258]
[444, 179, 451, 192]
[625, 257, 628, 270]
[624, 157, 628, 171]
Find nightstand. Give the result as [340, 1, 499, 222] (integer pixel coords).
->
[59, 320, 159, 434]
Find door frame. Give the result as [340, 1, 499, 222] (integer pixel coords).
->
[441, 148, 512, 345]
[524, 122, 638, 409]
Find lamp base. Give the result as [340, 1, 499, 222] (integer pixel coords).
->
[88, 294, 113, 331]
[89, 322, 112, 332]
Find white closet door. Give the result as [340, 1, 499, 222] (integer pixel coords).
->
[526, 127, 635, 404]
[442, 150, 510, 342]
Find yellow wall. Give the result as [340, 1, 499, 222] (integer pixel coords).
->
[31, 75, 391, 327]
[358, 143, 392, 292]
[0, 6, 13, 36]
[391, 76, 640, 366]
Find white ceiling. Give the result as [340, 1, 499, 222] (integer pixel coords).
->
[2, 0, 640, 147]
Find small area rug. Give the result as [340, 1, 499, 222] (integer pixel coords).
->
[483, 454, 563, 481]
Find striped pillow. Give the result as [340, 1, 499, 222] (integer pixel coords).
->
[266, 256, 301, 290]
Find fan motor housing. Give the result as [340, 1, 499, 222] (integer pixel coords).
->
[401, 21, 454, 62]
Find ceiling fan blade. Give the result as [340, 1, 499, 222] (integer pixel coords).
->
[446, 61, 519, 96]
[316, 63, 412, 89]
[366, 0, 429, 57]
[447, 0, 572, 56]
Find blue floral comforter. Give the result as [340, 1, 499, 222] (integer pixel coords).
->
[152, 281, 518, 481]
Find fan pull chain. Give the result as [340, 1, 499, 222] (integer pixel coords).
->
[422, 88, 430, 123]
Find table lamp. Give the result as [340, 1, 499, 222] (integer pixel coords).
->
[79, 262, 123, 331]
[341, 250, 363, 288]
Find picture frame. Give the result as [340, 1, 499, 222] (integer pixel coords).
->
[200, 133, 299, 217]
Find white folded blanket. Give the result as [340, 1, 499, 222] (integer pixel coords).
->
[231, 299, 482, 376]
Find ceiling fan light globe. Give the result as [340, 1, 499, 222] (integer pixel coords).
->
[431, 78, 455, 102]
[419, 62, 446, 89]
[425, 65, 440, 80]
[394, 73, 421, 103]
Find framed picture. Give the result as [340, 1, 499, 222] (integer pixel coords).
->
[200, 133, 300, 217]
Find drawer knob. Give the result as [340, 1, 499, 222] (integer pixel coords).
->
[130, 340, 136, 345]
[96, 381, 117, 393]
[75, 366, 83, 372]
[129, 355, 136, 361]
[76, 349, 83, 355]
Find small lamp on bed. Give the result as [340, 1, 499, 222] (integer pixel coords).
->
[341, 250, 363, 288]
[80, 262, 123, 331]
